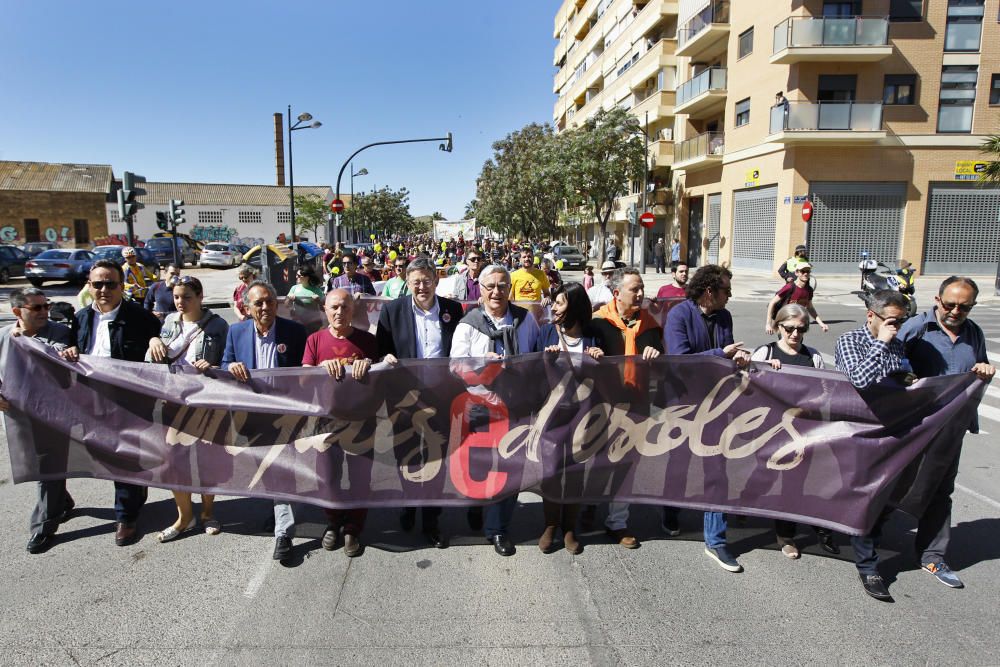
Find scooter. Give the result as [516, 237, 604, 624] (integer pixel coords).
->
[857, 251, 917, 316]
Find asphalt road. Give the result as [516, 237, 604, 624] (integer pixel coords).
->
[1, 278, 1000, 665]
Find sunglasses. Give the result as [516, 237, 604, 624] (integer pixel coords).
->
[467, 257, 482, 262]
[871, 311, 908, 327]
[938, 300, 974, 313]
[394, 264, 406, 270]
[90, 280, 120, 290]
[780, 324, 808, 335]
[20, 302, 52, 312]
[169, 275, 196, 286]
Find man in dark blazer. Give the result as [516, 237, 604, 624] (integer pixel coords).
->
[62, 259, 163, 546]
[221, 281, 307, 561]
[376, 256, 464, 548]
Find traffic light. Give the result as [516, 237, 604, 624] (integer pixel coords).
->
[120, 172, 140, 218]
[155, 211, 170, 231]
[169, 199, 186, 225]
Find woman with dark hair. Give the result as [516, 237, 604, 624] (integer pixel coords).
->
[147, 275, 229, 542]
[287, 267, 324, 307]
[533, 281, 604, 554]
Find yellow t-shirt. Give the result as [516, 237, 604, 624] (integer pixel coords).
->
[510, 268, 550, 302]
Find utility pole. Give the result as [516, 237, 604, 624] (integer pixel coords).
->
[640, 111, 649, 274]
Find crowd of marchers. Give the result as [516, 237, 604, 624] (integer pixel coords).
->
[0, 234, 993, 604]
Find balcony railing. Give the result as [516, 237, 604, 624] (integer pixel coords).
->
[676, 67, 727, 107]
[773, 16, 889, 52]
[674, 131, 725, 164]
[677, 1, 730, 49]
[769, 101, 884, 134]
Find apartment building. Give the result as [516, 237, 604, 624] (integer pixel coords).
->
[554, 0, 1000, 274]
[552, 0, 680, 256]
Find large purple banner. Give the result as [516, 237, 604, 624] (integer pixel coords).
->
[1, 336, 983, 535]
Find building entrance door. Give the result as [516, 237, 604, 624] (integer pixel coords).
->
[687, 197, 703, 267]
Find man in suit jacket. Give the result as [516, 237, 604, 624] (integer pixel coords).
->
[665, 264, 751, 574]
[220, 281, 307, 562]
[376, 257, 464, 548]
[61, 260, 163, 547]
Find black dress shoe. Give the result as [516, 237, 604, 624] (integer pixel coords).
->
[467, 507, 483, 531]
[273, 536, 292, 561]
[423, 529, 448, 549]
[859, 574, 893, 602]
[817, 529, 841, 555]
[399, 508, 416, 532]
[490, 534, 515, 557]
[27, 533, 54, 554]
[58, 497, 75, 523]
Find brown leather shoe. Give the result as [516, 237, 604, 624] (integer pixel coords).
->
[564, 531, 582, 555]
[343, 533, 363, 558]
[114, 522, 137, 547]
[538, 526, 557, 553]
[606, 529, 639, 549]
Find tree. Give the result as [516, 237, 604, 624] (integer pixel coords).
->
[475, 122, 564, 239]
[430, 211, 446, 221]
[556, 107, 647, 263]
[343, 186, 417, 236]
[292, 194, 329, 241]
[464, 198, 478, 220]
[980, 135, 1000, 184]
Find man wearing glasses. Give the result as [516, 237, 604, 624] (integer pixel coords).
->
[898, 277, 995, 590]
[0, 288, 75, 554]
[61, 260, 163, 547]
[327, 253, 376, 297]
[449, 250, 484, 302]
[144, 264, 180, 321]
[381, 258, 410, 298]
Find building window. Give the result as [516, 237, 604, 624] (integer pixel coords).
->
[945, 0, 984, 52]
[198, 210, 224, 225]
[737, 27, 753, 59]
[937, 65, 978, 133]
[277, 211, 292, 226]
[990, 74, 999, 105]
[238, 210, 263, 225]
[883, 74, 917, 105]
[108, 209, 120, 224]
[889, 0, 923, 21]
[735, 98, 751, 127]
[73, 219, 89, 244]
[23, 219, 40, 243]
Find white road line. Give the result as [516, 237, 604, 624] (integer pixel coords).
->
[986, 337, 1000, 345]
[976, 402, 1000, 425]
[985, 384, 1000, 403]
[242, 551, 273, 599]
[956, 483, 1000, 512]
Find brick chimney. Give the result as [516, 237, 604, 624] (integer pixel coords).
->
[274, 113, 285, 186]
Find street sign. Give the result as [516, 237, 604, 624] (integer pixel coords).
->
[639, 211, 655, 228]
[331, 199, 345, 213]
[801, 200, 813, 222]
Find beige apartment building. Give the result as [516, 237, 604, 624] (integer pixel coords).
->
[553, 0, 1000, 275]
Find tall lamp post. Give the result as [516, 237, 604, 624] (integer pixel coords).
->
[287, 105, 322, 243]
[350, 164, 368, 241]
[330, 133, 453, 246]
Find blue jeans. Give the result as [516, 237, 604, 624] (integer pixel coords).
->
[114, 482, 147, 523]
[484, 497, 517, 538]
[704, 511, 727, 549]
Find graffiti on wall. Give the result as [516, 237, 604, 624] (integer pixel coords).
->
[230, 236, 265, 248]
[92, 235, 145, 247]
[1, 226, 75, 244]
[0, 226, 19, 242]
[190, 225, 238, 243]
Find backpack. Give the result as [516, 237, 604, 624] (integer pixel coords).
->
[770, 283, 813, 320]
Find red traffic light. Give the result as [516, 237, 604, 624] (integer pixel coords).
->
[331, 199, 345, 213]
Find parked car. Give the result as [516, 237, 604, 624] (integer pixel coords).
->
[144, 236, 200, 267]
[92, 245, 160, 270]
[199, 242, 241, 268]
[23, 242, 59, 258]
[549, 243, 587, 270]
[25, 249, 95, 286]
[0, 245, 29, 283]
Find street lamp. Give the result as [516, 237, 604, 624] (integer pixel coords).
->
[350, 164, 369, 240]
[287, 105, 322, 243]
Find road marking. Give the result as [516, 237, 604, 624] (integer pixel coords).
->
[976, 402, 1000, 425]
[986, 337, 1000, 345]
[985, 384, 1000, 403]
[956, 483, 1000, 512]
[242, 551, 273, 599]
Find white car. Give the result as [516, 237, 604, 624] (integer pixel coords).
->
[199, 243, 241, 268]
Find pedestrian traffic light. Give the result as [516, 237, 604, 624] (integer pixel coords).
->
[169, 199, 186, 225]
[155, 211, 170, 231]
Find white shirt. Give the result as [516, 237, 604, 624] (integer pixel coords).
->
[587, 283, 614, 310]
[254, 324, 278, 370]
[89, 302, 121, 358]
[412, 297, 443, 359]
[450, 308, 541, 358]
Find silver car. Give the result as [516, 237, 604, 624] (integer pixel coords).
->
[550, 243, 586, 270]
[26, 249, 95, 286]
[199, 243, 241, 268]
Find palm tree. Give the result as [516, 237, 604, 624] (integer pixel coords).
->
[980, 135, 1000, 184]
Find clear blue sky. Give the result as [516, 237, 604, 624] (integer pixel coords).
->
[0, 1, 558, 220]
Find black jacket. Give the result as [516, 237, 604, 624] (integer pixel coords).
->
[75, 299, 163, 362]
[589, 317, 664, 357]
[376, 295, 465, 360]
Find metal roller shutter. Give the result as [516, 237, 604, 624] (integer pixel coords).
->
[922, 183, 1000, 275]
[707, 193, 721, 264]
[807, 181, 906, 272]
[732, 185, 776, 270]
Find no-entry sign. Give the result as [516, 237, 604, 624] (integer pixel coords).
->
[331, 199, 345, 213]
[639, 211, 655, 228]
[801, 200, 813, 222]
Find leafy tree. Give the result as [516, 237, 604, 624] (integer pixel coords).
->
[292, 194, 329, 241]
[557, 107, 646, 263]
[980, 134, 1000, 184]
[343, 186, 417, 236]
[430, 211, 446, 221]
[475, 123, 563, 239]
[464, 199, 478, 220]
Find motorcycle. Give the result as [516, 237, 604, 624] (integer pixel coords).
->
[856, 251, 917, 316]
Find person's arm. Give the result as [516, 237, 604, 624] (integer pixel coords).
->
[374, 306, 397, 361]
[806, 304, 829, 332]
[835, 334, 897, 389]
[765, 293, 783, 334]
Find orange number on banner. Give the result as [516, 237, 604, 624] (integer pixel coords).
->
[448, 393, 509, 500]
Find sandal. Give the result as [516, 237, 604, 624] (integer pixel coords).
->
[157, 517, 197, 543]
[203, 518, 222, 536]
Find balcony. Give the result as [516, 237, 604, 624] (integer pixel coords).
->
[676, 1, 729, 60]
[674, 67, 726, 118]
[767, 101, 886, 144]
[673, 131, 724, 172]
[771, 16, 892, 64]
[631, 89, 676, 123]
[625, 38, 677, 90]
[650, 138, 674, 168]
